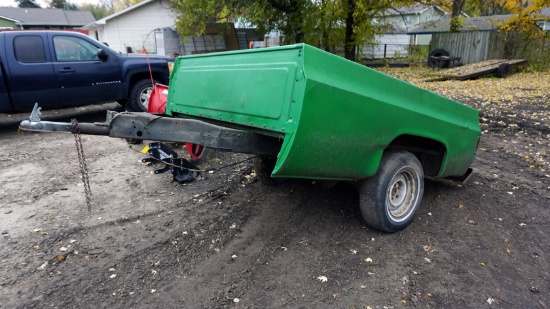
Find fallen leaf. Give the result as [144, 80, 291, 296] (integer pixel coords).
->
[37, 261, 48, 270]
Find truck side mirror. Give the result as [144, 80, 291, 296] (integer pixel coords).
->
[97, 49, 109, 61]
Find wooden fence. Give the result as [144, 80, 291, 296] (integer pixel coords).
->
[431, 31, 550, 65]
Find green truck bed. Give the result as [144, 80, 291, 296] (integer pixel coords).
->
[19, 43, 481, 232]
[166, 44, 480, 181]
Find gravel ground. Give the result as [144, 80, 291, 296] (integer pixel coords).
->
[0, 67, 549, 308]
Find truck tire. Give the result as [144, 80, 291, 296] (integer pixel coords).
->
[427, 49, 450, 68]
[359, 151, 424, 232]
[128, 79, 159, 112]
[253, 156, 277, 185]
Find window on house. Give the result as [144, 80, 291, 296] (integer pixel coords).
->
[14, 35, 46, 63]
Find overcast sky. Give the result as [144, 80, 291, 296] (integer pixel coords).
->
[1, 0, 102, 7]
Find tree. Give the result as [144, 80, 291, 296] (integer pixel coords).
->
[300, 0, 343, 52]
[64, 2, 79, 10]
[499, 0, 550, 33]
[79, 3, 113, 19]
[341, 0, 399, 61]
[171, 0, 310, 44]
[16, 0, 41, 8]
[49, 0, 66, 9]
[450, 0, 467, 32]
[171, 0, 403, 61]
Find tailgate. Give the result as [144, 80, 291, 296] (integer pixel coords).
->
[166, 45, 304, 135]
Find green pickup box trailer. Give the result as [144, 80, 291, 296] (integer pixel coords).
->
[20, 43, 481, 232]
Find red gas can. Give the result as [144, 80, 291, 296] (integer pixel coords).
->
[147, 83, 169, 114]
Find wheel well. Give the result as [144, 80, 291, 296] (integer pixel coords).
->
[128, 73, 163, 94]
[386, 135, 446, 177]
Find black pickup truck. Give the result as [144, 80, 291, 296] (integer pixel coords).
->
[0, 30, 173, 113]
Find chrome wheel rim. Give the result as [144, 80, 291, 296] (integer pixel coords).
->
[386, 167, 418, 222]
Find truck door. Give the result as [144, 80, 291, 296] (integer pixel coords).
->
[0, 57, 11, 113]
[50, 34, 122, 106]
[5, 33, 59, 112]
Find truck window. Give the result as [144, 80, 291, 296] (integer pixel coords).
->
[14, 36, 46, 63]
[53, 36, 100, 62]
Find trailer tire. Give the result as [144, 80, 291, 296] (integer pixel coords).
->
[128, 79, 159, 112]
[496, 63, 512, 78]
[254, 156, 277, 185]
[427, 49, 450, 68]
[359, 151, 424, 232]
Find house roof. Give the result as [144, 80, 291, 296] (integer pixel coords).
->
[0, 7, 95, 26]
[408, 14, 513, 34]
[81, 0, 155, 30]
[382, 5, 446, 17]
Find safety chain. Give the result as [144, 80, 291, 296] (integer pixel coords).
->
[71, 119, 93, 211]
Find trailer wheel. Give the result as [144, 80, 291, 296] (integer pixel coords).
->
[128, 79, 159, 112]
[254, 156, 277, 185]
[359, 151, 424, 232]
[496, 63, 512, 78]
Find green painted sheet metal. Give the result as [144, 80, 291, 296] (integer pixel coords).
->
[166, 46, 303, 135]
[166, 44, 480, 180]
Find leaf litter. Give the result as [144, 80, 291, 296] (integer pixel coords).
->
[378, 66, 550, 175]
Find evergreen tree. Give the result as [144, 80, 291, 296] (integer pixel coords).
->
[49, 0, 66, 9]
[16, 0, 41, 8]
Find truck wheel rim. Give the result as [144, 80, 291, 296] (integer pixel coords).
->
[386, 168, 417, 222]
[139, 86, 153, 108]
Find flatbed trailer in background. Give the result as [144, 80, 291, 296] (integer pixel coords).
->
[428, 59, 527, 81]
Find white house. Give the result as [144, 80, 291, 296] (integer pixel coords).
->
[537, 8, 550, 30]
[360, 5, 449, 59]
[81, 0, 247, 56]
[81, 0, 180, 55]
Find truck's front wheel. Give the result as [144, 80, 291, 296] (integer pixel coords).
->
[128, 79, 159, 112]
[359, 151, 424, 232]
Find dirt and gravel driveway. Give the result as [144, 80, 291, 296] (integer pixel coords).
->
[1, 70, 549, 308]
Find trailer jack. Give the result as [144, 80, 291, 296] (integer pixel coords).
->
[142, 142, 202, 183]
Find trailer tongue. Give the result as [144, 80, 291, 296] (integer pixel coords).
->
[19, 43, 480, 232]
